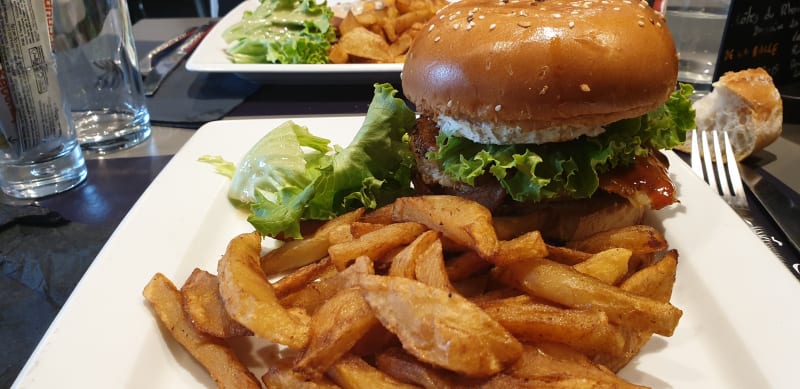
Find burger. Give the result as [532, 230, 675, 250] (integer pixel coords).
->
[401, 0, 695, 241]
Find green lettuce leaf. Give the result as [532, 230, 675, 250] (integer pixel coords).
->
[202, 83, 416, 239]
[429, 84, 696, 203]
[222, 0, 335, 64]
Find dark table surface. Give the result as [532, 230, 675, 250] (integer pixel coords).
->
[2, 17, 800, 388]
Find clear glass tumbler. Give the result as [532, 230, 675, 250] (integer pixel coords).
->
[52, 0, 151, 153]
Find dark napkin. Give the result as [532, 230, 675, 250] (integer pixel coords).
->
[0, 205, 112, 388]
[137, 39, 260, 128]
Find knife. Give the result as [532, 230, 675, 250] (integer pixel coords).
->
[143, 22, 214, 96]
[739, 163, 800, 258]
[139, 26, 199, 78]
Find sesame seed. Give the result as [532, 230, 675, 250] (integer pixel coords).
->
[540, 85, 549, 95]
[479, 15, 485, 19]
[434, 36, 441, 42]
[638, 20, 645, 26]
[453, 23, 460, 29]
[613, 6, 620, 10]
[439, 15, 445, 20]
[518, 21, 532, 27]
[495, 104, 502, 111]
[580, 84, 591, 92]
[466, 24, 473, 30]
[447, 99, 453, 107]
[553, 13, 562, 18]
[568, 21, 575, 28]
[489, 23, 497, 30]
[571, 10, 579, 15]
[656, 21, 662, 27]
[520, 10, 528, 16]
[429, 24, 435, 31]
[638, 3, 646, 8]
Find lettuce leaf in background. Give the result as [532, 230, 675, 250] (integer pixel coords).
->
[201, 83, 416, 239]
[429, 84, 696, 203]
[222, 0, 335, 64]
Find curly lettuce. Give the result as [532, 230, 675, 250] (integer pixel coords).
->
[222, 0, 335, 64]
[428, 84, 696, 203]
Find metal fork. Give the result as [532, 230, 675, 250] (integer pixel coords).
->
[690, 129, 748, 212]
[690, 129, 787, 256]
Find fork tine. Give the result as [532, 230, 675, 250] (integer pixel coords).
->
[722, 131, 748, 208]
[711, 131, 732, 197]
[700, 131, 720, 195]
[690, 129, 704, 177]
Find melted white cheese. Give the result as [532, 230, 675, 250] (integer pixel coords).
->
[437, 115, 606, 144]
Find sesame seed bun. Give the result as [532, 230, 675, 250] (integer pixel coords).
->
[402, 0, 679, 135]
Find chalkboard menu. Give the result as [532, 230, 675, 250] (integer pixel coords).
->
[714, 0, 800, 88]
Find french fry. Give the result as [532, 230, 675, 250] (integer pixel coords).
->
[412, 234, 454, 291]
[272, 256, 336, 299]
[392, 195, 499, 259]
[567, 225, 668, 256]
[295, 288, 381, 377]
[573, 248, 632, 285]
[388, 230, 440, 278]
[217, 232, 310, 349]
[594, 251, 680, 372]
[337, 27, 393, 63]
[143, 273, 261, 389]
[260, 208, 365, 275]
[496, 257, 682, 336]
[262, 364, 340, 389]
[180, 268, 252, 338]
[478, 295, 625, 357]
[499, 343, 646, 389]
[328, 221, 427, 269]
[490, 230, 548, 266]
[327, 354, 419, 389]
[376, 348, 482, 388]
[357, 274, 522, 377]
[359, 203, 395, 224]
[546, 244, 593, 266]
[281, 255, 375, 313]
[445, 250, 492, 282]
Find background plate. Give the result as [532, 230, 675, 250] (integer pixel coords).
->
[12, 117, 800, 388]
[185, 0, 404, 84]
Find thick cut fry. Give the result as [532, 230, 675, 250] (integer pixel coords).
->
[594, 251, 679, 372]
[262, 359, 340, 389]
[496, 343, 646, 389]
[328, 221, 427, 269]
[391, 195, 498, 258]
[217, 232, 310, 349]
[359, 203, 395, 224]
[445, 250, 492, 282]
[546, 244, 593, 266]
[181, 268, 252, 338]
[338, 27, 392, 62]
[376, 348, 481, 389]
[261, 208, 364, 275]
[567, 225, 668, 256]
[273, 257, 336, 299]
[413, 235, 454, 291]
[490, 230, 548, 265]
[357, 275, 522, 377]
[295, 288, 380, 377]
[388, 230, 440, 279]
[281, 255, 375, 313]
[497, 258, 682, 336]
[573, 248, 632, 285]
[327, 354, 419, 389]
[478, 295, 625, 357]
[143, 273, 261, 389]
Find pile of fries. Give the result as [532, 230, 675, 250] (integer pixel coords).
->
[144, 195, 682, 388]
[329, 0, 448, 63]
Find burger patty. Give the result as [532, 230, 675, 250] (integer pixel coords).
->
[409, 116, 677, 211]
[410, 116, 507, 210]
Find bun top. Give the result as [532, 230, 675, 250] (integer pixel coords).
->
[402, 0, 679, 130]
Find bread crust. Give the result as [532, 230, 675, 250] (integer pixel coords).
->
[402, 0, 678, 130]
[676, 68, 783, 160]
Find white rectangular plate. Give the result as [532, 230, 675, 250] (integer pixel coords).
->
[13, 116, 800, 388]
[185, 0, 404, 84]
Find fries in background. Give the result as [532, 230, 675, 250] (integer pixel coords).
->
[330, 0, 449, 63]
[144, 194, 682, 388]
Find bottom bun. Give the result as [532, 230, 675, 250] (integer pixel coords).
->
[492, 194, 647, 243]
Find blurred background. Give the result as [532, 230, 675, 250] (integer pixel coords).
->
[127, 0, 241, 23]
